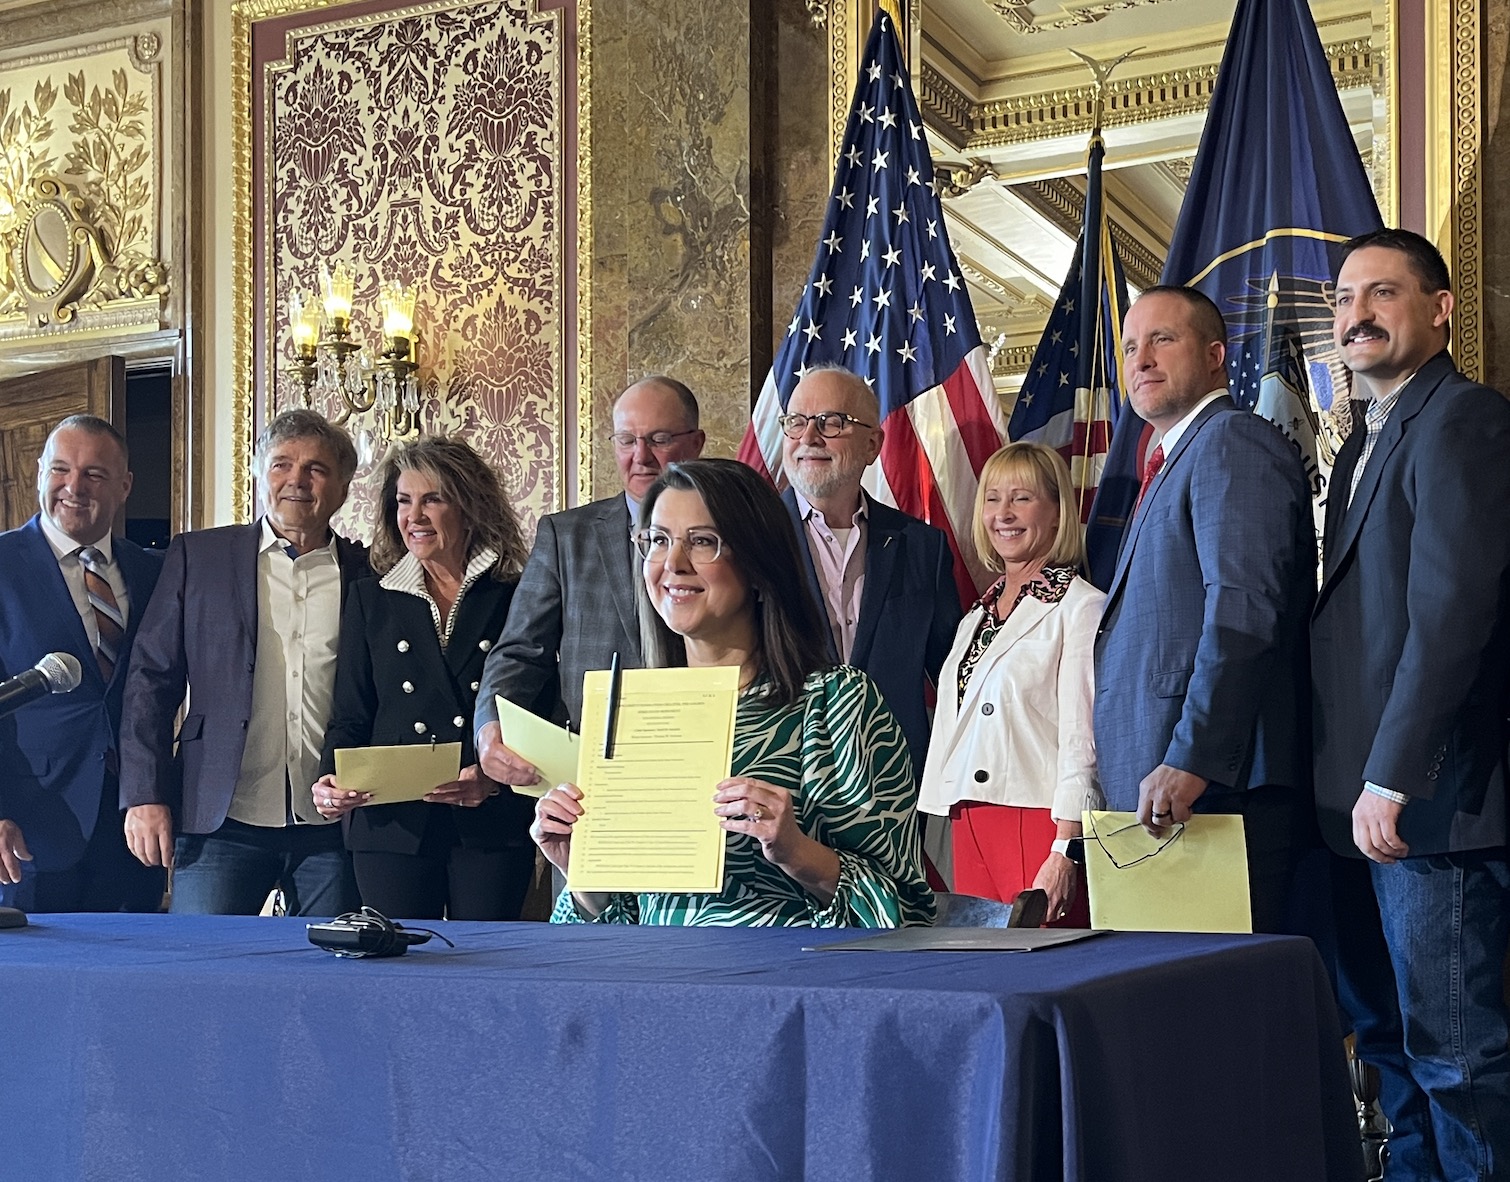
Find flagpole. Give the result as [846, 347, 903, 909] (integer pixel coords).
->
[1067, 48, 1135, 519]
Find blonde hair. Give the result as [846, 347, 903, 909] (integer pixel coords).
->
[970, 442, 1085, 573]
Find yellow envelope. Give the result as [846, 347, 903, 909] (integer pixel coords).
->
[495, 695, 581, 799]
[1083, 809, 1252, 933]
[567, 665, 739, 894]
[333, 742, 462, 804]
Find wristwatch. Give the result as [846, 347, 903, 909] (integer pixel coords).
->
[1050, 837, 1085, 864]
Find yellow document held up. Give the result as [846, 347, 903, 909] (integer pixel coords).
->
[1082, 810, 1252, 934]
[333, 742, 463, 805]
[495, 695, 581, 799]
[567, 665, 739, 894]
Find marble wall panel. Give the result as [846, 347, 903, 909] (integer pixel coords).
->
[769, 0, 831, 360]
[589, 0, 755, 496]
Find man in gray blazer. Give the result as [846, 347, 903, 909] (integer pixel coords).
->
[1093, 286, 1315, 934]
[1313, 229, 1510, 1180]
[475, 377, 705, 789]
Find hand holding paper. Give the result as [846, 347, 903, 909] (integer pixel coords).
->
[568, 666, 739, 894]
[494, 695, 580, 799]
[332, 742, 463, 805]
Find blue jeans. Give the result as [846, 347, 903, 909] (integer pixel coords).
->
[170, 817, 358, 917]
[1332, 852, 1510, 1181]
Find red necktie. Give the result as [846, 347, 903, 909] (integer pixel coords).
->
[1133, 444, 1166, 516]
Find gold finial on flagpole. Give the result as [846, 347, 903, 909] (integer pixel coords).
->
[1067, 47, 1139, 138]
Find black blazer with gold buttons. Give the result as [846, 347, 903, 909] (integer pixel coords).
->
[319, 573, 534, 854]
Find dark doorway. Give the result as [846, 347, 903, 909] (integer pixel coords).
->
[124, 365, 173, 551]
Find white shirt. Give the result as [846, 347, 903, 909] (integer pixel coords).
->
[1156, 389, 1229, 456]
[39, 514, 131, 648]
[227, 519, 342, 827]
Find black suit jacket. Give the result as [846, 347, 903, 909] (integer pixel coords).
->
[119, 522, 370, 834]
[0, 518, 163, 870]
[319, 574, 534, 855]
[474, 495, 640, 737]
[783, 488, 960, 775]
[1312, 351, 1510, 856]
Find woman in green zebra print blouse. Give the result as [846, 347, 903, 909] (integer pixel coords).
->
[532, 458, 935, 927]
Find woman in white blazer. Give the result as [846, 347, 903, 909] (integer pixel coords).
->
[918, 442, 1104, 925]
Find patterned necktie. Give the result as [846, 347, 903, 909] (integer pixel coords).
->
[1133, 444, 1166, 516]
[78, 546, 125, 681]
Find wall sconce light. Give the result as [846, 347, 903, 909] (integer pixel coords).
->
[285, 260, 423, 443]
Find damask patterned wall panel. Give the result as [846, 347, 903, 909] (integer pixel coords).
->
[236, 0, 578, 538]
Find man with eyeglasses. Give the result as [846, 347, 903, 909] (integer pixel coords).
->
[475, 376, 706, 792]
[779, 364, 960, 778]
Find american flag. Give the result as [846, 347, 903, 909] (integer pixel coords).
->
[737, 12, 1007, 602]
[1008, 222, 1130, 523]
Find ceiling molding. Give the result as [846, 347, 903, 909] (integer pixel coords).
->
[921, 35, 1372, 151]
[919, 62, 974, 148]
[1010, 178, 1163, 291]
[989, 0, 1181, 38]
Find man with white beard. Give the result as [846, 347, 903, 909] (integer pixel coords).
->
[778, 364, 960, 780]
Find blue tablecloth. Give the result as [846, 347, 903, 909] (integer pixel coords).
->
[0, 916, 1358, 1181]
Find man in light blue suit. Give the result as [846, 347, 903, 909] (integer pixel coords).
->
[1093, 287, 1315, 933]
[0, 416, 165, 912]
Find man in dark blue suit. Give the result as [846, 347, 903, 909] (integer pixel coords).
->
[778, 365, 960, 778]
[0, 415, 165, 912]
[1313, 230, 1510, 1179]
[1093, 287, 1315, 934]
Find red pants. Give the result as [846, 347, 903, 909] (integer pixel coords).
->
[949, 800, 1090, 928]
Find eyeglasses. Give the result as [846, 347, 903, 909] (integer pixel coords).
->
[631, 527, 725, 564]
[776, 411, 874, 439]
[608, 429, 699, 451]
[1084, 815, 1187, 869]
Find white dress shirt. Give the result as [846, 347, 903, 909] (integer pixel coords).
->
[227, 520, 342, 827]
[39, 513, 131, 647]
[1156, 388, 1229, 456]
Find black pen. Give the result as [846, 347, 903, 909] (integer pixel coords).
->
[602, 652, 622, 759]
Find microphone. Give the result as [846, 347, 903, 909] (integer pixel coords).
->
[0, 652, 84, 719]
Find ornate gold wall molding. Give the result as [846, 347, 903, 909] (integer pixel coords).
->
[1425, 0, 1481, 380]
[575, 0, 592, 506]
[0, 33, 169, 345]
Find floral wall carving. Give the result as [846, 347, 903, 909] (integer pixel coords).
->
[0, 33, 169, 341]
[250, 0, 573, 539]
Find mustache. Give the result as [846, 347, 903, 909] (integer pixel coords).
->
[1342, 321, 1388, 345]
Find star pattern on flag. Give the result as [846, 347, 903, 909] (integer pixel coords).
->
[748, 23, 981, 418]
[738, 13, 1005, 606]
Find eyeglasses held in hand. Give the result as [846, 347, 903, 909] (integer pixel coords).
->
[1084, 815, 1187, 869]
[631, 528, 725, 564]
[776, 411, 874, 439]
[608, 429, 700, 451]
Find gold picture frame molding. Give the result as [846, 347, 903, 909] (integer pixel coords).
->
[229, 0, 593, 521]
